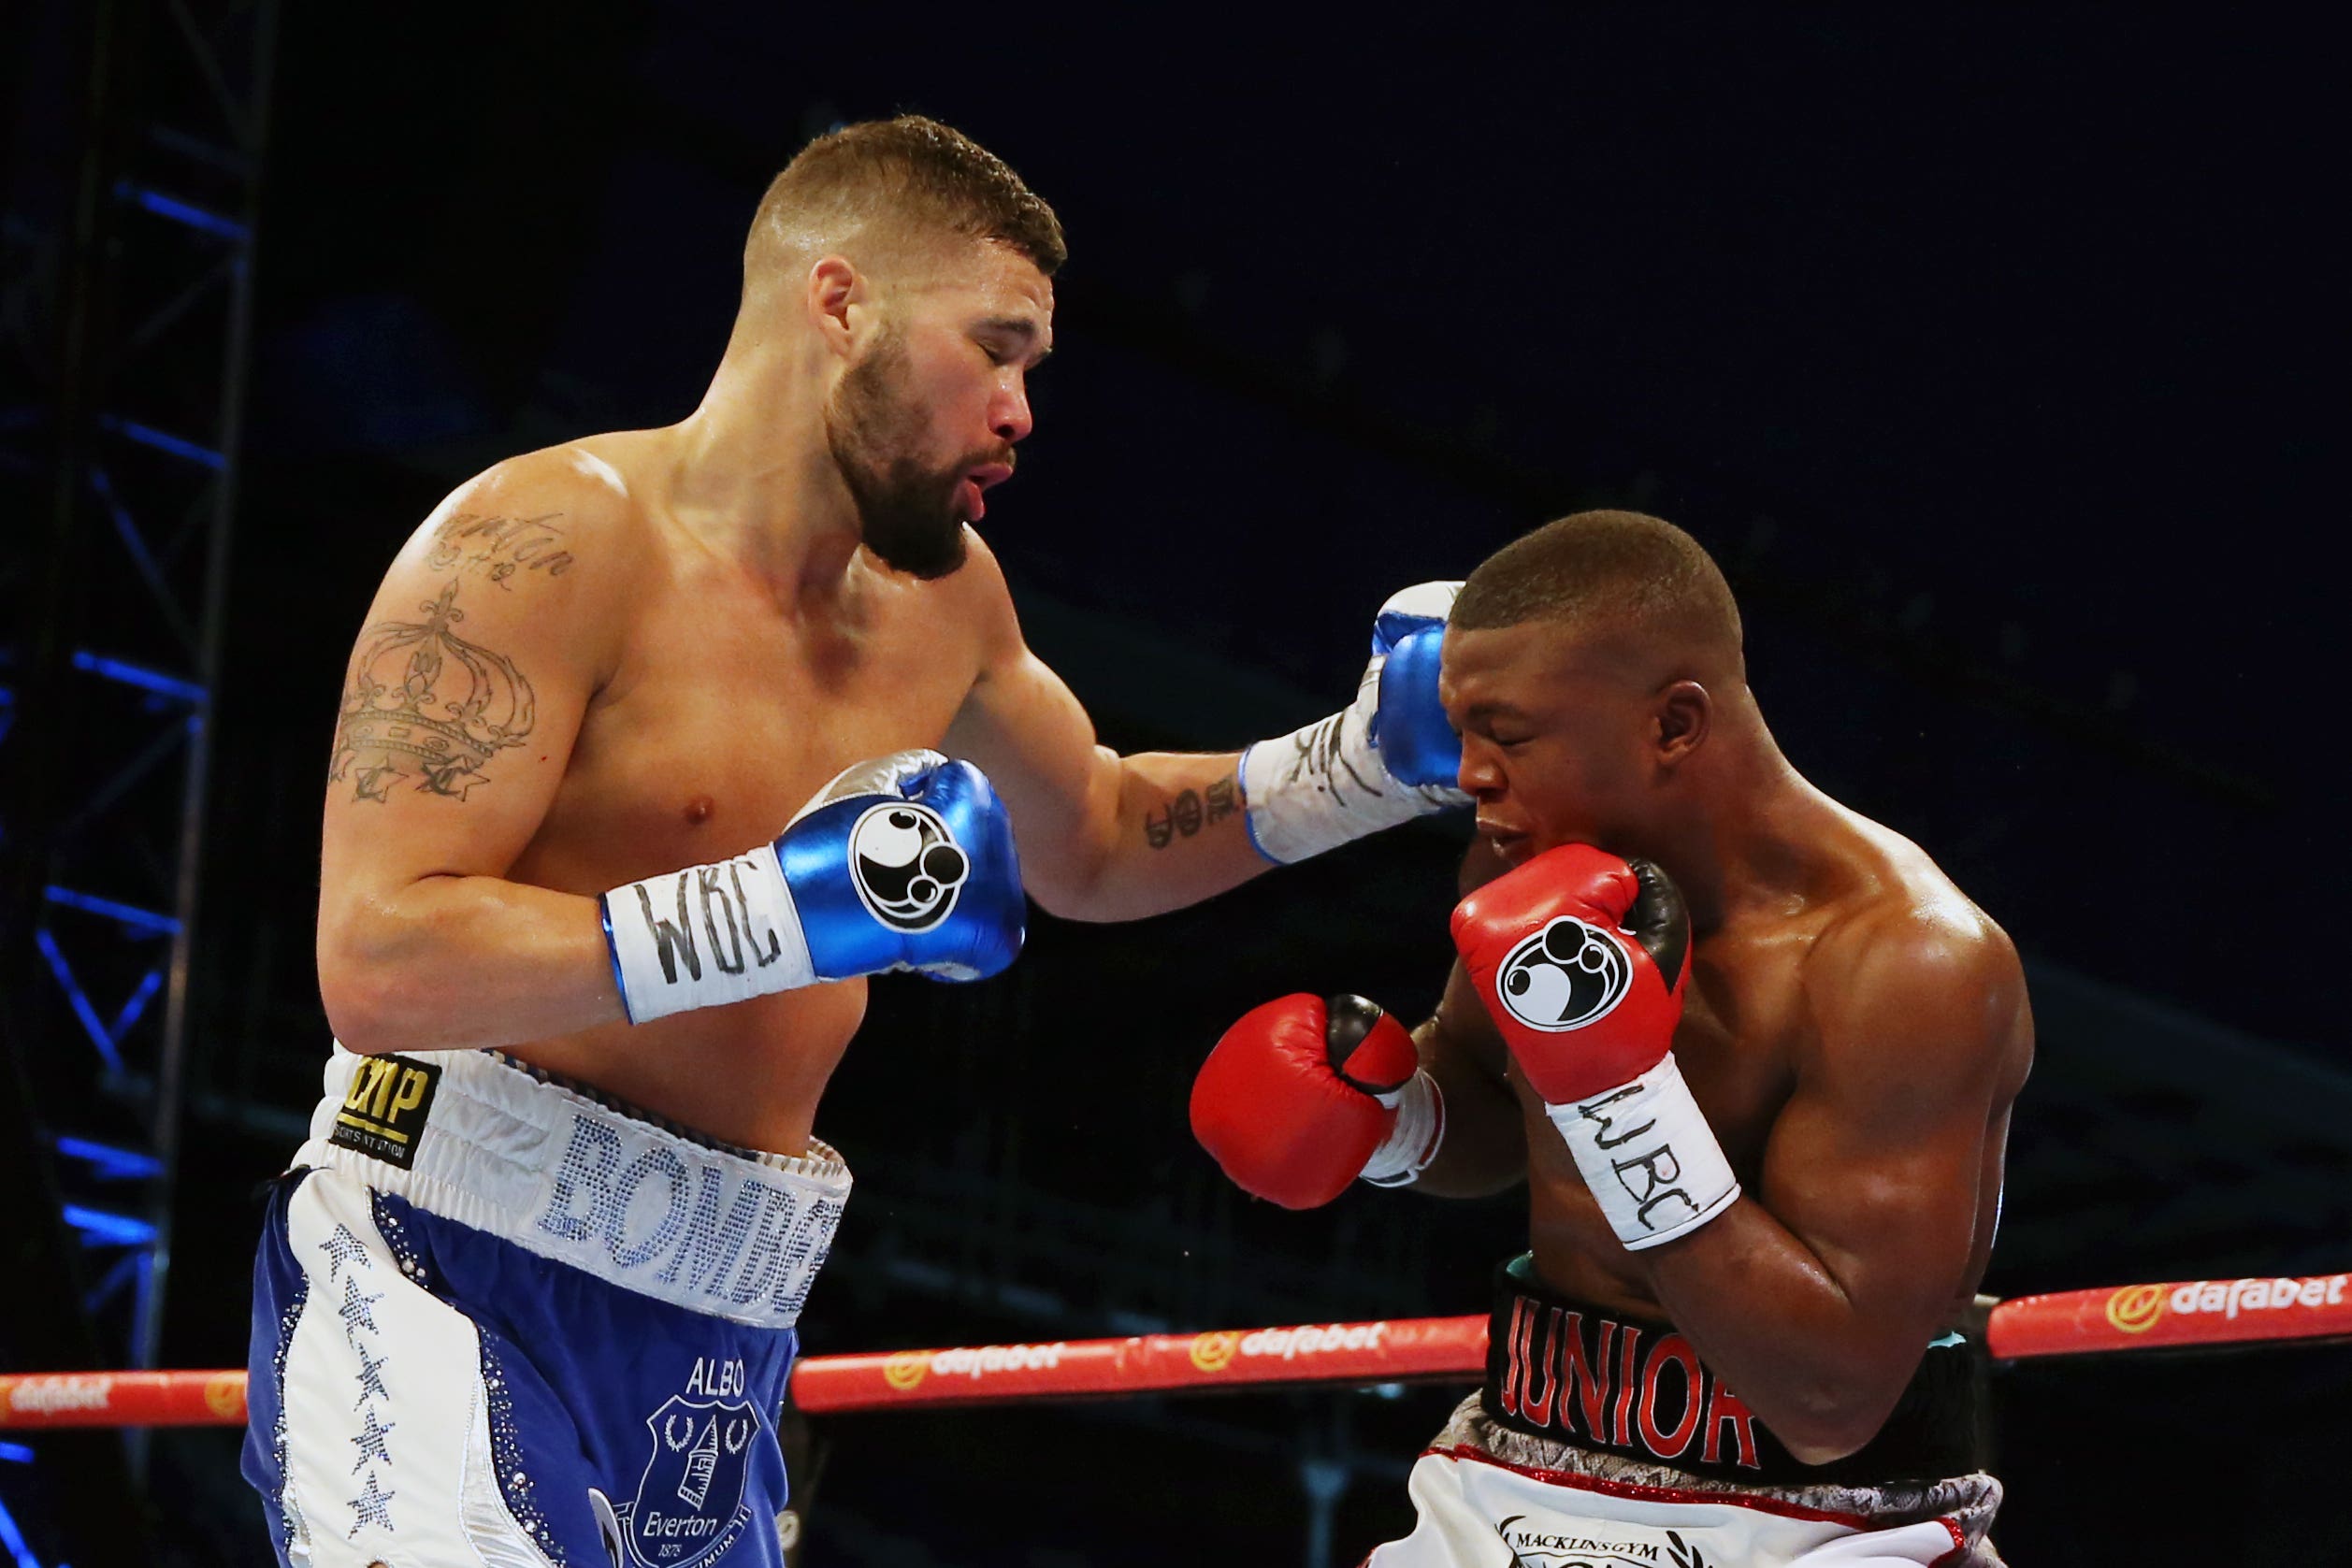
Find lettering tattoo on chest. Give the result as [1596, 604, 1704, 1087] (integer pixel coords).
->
[329, 581, 538, 803]
[426, 511, 575, 587]
[1143, 778, 1237, 850]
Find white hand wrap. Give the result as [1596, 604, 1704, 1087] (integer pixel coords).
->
[601, 845, 815, 1025]
[1544, 1053, 1740, 1251]
[1239, 667, 1450, 864]
[1361, 1071, 1446, 1187]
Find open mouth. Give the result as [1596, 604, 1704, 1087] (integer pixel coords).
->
[960, 464, 1013, 522]
[1479, 823, 1533, 862]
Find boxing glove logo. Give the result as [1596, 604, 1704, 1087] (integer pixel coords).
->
[847, 802, 969, 931]
[1495, 916, 1632, 1032]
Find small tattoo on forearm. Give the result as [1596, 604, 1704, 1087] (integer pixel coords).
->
[1145, 787, 1208, 850]
[1205, 778, 1236, 824]
[426, 511, 575, 588]
[329, 581, 538, 803]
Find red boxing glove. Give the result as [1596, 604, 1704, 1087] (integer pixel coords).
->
[1452, 845, 1739, 1252]
[1448, 844, 1691, 1104]
[1190, 994, 1444, 1210]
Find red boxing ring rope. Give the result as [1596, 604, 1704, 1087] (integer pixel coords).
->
[4, 1272, 2347, 1431]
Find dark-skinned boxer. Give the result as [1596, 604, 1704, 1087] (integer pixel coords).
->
[1194, 511, 2029, 1566]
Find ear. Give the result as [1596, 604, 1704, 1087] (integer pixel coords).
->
[804, 255, 862, 359]
[1653, 680, 1711, 769]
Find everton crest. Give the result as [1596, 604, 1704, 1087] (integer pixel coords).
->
[613, 1394, 762, 1566]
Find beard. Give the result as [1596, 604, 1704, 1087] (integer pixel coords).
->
[823, 326, 1003, 581]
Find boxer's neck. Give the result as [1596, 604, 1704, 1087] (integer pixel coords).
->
[1648, 698, 1828, 933]
[667, 337, 866, 603]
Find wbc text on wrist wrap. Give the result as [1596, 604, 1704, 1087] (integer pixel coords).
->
[1548, 1053, 1739, 1251]
[604, 844, 816, 1022]
[1239, 581, 1467, 865]
[600, 749, 1013, 1025]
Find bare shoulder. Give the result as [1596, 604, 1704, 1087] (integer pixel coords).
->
[388, 439, 658, 602]
[1802, 828, 2032, 1098]
[937, 525, 1025, 666]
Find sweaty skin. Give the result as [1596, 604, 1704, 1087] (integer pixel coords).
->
[316, 239, 1271, 1155]
[1409, 618, 2033, 1464]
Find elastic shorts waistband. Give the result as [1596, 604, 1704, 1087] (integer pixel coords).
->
[295, 1044, 851, 1329]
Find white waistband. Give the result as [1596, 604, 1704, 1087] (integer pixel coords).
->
[295, 1044, 851, 1330]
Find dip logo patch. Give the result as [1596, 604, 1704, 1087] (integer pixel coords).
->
[1496, 917, 1632, 1033]
[327, 1056, 441, 1171]
[619, 1395, 761, 1566]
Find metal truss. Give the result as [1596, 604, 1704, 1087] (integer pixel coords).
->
[1, 0, 277, 1549]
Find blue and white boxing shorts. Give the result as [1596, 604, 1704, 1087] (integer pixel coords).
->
[242, 1045, 851, 1567]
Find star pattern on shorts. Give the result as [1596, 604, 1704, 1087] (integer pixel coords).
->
[352, 1339, 392, 1407]
[349, 1405, 396, 1473]
[336, 1273, 385, 1345]
[318, 1224, 371, 1282]
[348, 1468, 397, 1535]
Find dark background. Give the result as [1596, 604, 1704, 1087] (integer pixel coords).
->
[6, 4, 2348, 1564]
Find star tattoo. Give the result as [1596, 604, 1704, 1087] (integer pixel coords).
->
[354, 762, 409, 803]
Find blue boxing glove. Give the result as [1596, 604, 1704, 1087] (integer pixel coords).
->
[1371, 593, 1464, 790]
[1239, 582, 1469, 864]
[601, 749, 1026, 1024]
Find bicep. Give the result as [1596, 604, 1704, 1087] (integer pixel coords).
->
[320, 531, 600, 906]
[945, 641, 1106, 812]
[942, 534, 1114, 820]
[1424, 957, 1511, 1088]
[1758, 928, 2019, 1333]
[1406, 957, 1529, 1195]
[1758, 1072, 1987, 1322]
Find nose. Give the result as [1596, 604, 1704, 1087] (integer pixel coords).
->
[991, 375, 1033, 444]
[1456, 734, 1506, 798]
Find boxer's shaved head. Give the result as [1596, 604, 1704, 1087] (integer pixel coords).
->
[1444, 511, 1755, 867]
[1452, 510, 1742, 681]
[743, 115, 1064, 303]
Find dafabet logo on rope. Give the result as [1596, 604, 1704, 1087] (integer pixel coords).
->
[2103, 1284, 2167, 1334]
[2105, 1274, 2346, 1336]
[1189, 1331, 1241, 1374]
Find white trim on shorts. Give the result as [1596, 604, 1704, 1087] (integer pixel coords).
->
[295, 1044, 852, 1329]
[1367, 1442, 1970, 1567]
[272, 1166, 560, 1567]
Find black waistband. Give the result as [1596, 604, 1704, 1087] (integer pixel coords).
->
[1482, 1256, 1988, 1489]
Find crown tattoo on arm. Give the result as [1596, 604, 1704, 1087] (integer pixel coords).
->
[329, 582, 538, 803]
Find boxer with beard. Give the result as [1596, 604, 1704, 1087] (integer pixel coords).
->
[1193, 511, 2031, 1566]
[244, 116, 1465, 1567]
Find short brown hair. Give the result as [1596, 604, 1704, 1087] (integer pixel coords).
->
[1452, 510, 1743, 657]
[745, 115, 1064, 289]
